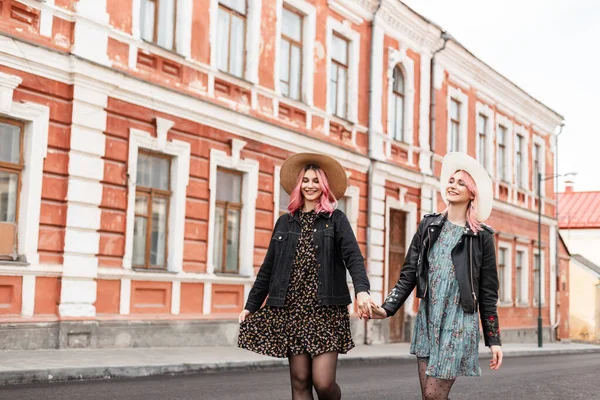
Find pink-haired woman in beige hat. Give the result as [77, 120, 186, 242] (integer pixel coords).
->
[371, 152, 503, 400]
[238, 153, 371, 400]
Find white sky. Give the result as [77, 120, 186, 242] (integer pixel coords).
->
[402, 0, 599, 192]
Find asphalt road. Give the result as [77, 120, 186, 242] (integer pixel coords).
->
[1, 353, 598, 399]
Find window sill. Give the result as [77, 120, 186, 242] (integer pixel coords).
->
[132, 267, 176, 274]
[497, 301, 513, 308]
[515, 302, 530, 308]
[214, 69, 255, 88]
[214, 272, 252, 279]
[329, 113, 357, 128]
[140, 39, 182, 58]
[0, 260, 29, 267]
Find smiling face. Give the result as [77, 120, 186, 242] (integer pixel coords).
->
[446, 171, 474, 206]
[301, 168, 323, 203]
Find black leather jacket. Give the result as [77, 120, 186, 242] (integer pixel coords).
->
[382, 213, 501, 346]
[245, 209, 370, 313]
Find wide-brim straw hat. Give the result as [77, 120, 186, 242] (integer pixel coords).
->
[280, 153, 347, 200]
[440, 152, 494, 222]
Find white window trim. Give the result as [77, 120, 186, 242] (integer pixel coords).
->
[384, 196, 418, 317]
[495, 113, 513, 182]
[386, 47, 415, 145]
[326, 17, 360, 123]
[123, 125, 191, 272]
[272, 165, 286, 227]
[514, 124, 529, 191]
[274, 0, 316, 106]
[446, 86, 468, 153]
[0, 76, 49, 266]
[207, 147, 259, 277]
[475, 101, 494, 174]
[497, 242, 512, 306]
[209, 0, 262, 84]
[343, 185, 360, 235]
[515, 245, 530, 307]
[131, 0, 193, 58]
[532, 134, 546, 196]
[533, 249, 545, 306]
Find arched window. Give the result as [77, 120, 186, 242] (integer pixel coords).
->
[391, 65, 405, 142]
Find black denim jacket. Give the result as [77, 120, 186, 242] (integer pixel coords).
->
[244, 209, 370, 313]
[382, 213, 502, 347]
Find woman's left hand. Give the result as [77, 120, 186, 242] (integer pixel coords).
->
[356, 292, 372, 319]
[489, 345, 503, 370]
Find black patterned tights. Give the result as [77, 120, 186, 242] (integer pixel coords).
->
[288, 352, 341, 400]
[417, 357, 456, 400]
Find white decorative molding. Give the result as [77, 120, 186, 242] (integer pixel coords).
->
[475, 101, 495, 174]
[202, 281, 212, 315]
[344, 185, 360, 234]
[123, 128, 191, 272]
[418, 50, 432, 174]
[476, 90, 496, 106]
[231, 138, 247, 161]
[209, 0, 262, 84]
[156, 117, 175, 151]
[1, 101, 49, 266]
[368, 23, 386, 161]
[446, 85, 468, 153]
[273, 165, 284, 227]
[448, 73, 471, 91]
[207, 149, 259, 276]
[0, 72, 22, 113]
[433, 64, 444, 90]
[326, 16, 360, 123]
[21, 275, 35, 317]
[386, 47, 415, 152]
[72, 0, 110, 66]
[328, 0, 364, 25]
[274, 0, 316, 105]
[171, 280, 181, 315]
[39, 0, 55, 37]
[120, 278, 131, 315]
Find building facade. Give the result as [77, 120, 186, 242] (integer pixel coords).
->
[0, 0, 563, 349]
[559, 185, 600, 342]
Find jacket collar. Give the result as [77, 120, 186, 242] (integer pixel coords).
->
[429, 213, 478, 236]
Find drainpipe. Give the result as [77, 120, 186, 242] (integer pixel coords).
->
[365, 0, 384, 345]
[553, 122, 565, 341]
[429, 32, 451, 172]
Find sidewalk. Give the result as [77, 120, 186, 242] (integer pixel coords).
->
[1, 342, 599, 385]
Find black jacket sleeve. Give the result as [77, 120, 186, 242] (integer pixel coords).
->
[479, 232, 502, 346]
[335, 211, 370, 295]
[244, 218, 281, 312]
[381, 217, 425, 317]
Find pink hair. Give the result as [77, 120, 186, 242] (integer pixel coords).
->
[287, 165, 337, 215]
[444, 170, 483, 233]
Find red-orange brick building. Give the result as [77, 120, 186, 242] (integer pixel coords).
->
[0, 0, 564, 348]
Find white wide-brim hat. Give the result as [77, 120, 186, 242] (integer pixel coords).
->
[440, 152, 493, 222]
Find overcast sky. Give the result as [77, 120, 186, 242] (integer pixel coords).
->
[402, 0, 599, 192]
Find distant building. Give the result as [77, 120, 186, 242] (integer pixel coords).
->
[559, 184, 600, 341]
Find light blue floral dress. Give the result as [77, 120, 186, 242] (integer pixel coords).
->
[410, 220, 482, 379]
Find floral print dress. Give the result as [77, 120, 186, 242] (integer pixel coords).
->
[410, 220, 482, 379]
[237, 210, 354, 358]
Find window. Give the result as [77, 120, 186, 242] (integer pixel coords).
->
[449, 99, 460, 152]
[516, 134, 523, 187]
[497, 125, 507, 180]
[279, 6, 303, 100]
[329, 33, 349, 119]
[390, 65, 405, 142]
[140, 0, 177, 50]
[216, 0, 247, 78]
[132, 152, 171, 269]
[477, 114, 487, 166]
[0, 119, 23, 226]
[533, 143, 541, 191]
[534, 253, 541, 304]
[278, 184, 290, 217]
[516, 250, 525, 304]
[498, 248, 506, 302]
[213, 168, 243, 273]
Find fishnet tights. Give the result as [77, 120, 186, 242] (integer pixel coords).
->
[417, 357, 456, 400]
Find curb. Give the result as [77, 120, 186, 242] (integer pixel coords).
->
[2, 347, 600, 386]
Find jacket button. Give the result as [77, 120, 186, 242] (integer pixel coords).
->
[315, 245, 319, 249]
[278, 236, 282, 240]
[314, 228, 317, 232]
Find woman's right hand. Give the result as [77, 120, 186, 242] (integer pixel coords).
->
[369, 300, 388, 319]
[238, 309, 252, 323]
